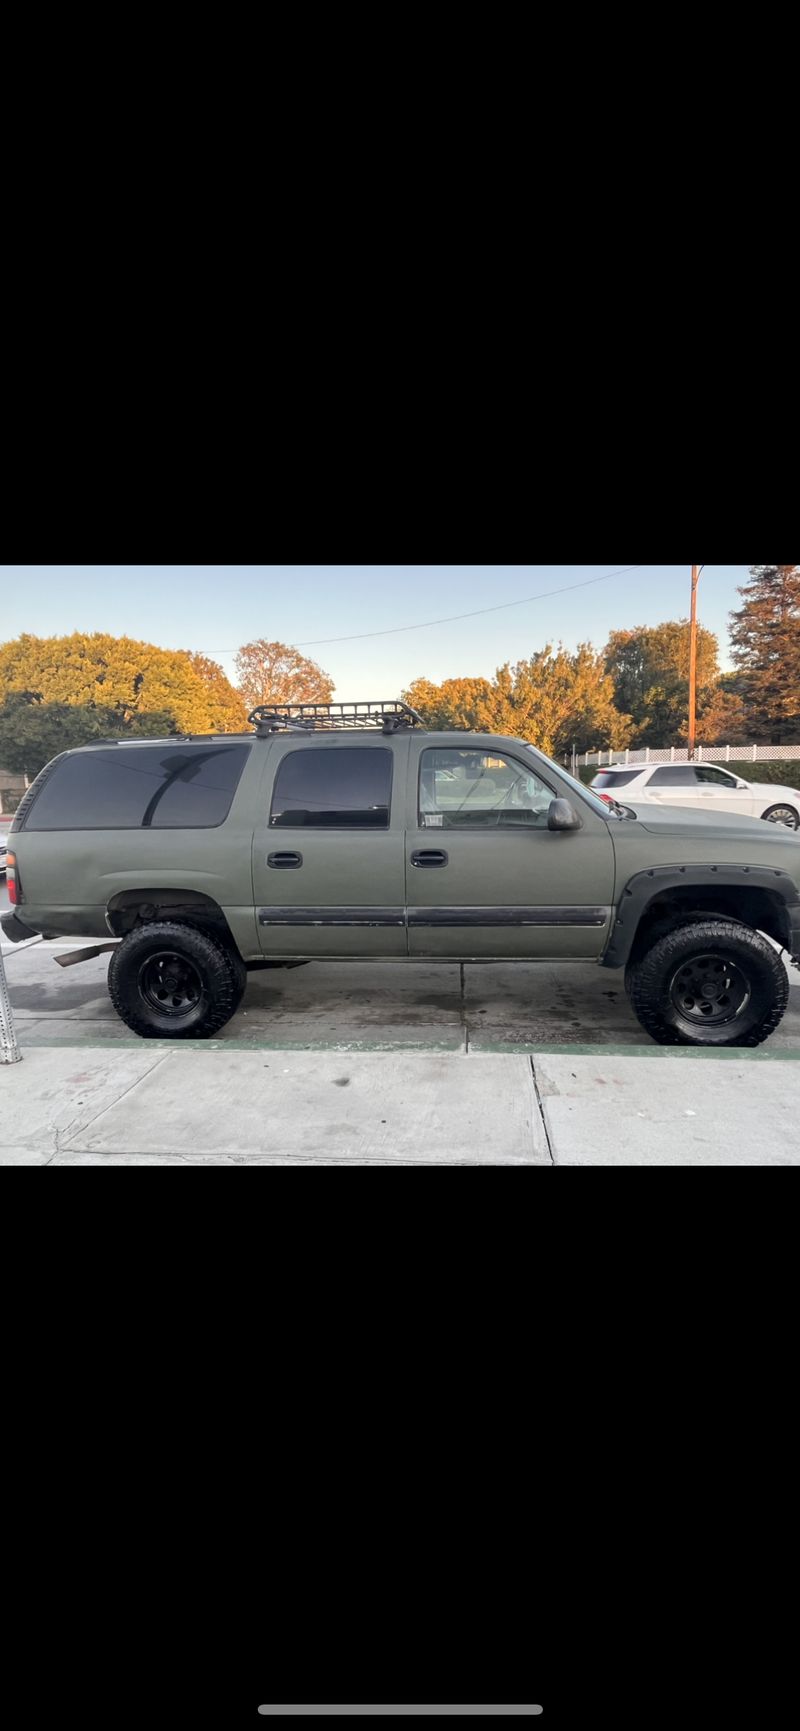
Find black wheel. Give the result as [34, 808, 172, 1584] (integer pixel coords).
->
[108, 921, 241, 1039]
[628, 919, 789, 1048]
[762, 803, 800, 830]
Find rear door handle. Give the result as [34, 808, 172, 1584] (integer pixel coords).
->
[267, 851, 303, 868]
[410, 849, 449, 867]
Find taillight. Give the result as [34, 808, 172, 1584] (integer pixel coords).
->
[6, 850, 19, 905]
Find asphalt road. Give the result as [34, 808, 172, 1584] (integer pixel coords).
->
[4, 919, 800, 1053]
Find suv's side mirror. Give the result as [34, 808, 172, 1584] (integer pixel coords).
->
[736, 779, 749, 789]
[548, 798, 581, 832]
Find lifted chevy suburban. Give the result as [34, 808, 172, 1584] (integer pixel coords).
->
[4, 700, 800, 1046]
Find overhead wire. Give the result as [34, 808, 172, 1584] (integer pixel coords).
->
[195, 565, 648, 654]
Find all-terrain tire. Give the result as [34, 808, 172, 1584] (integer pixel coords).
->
[164, 917, 249, 1007]
[628, 918, 789, 1048]
[108, 920, 241, 1039]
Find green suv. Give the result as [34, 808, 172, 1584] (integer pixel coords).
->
[3, 701, 800, 1046]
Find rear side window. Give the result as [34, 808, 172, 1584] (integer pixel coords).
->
[21, 743, 252, 830]
[648, 766, 699, 787]
[270, 747, 393, 828]
[592, 770, 641, 789]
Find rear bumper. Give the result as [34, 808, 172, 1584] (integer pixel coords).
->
[1, 911, 38, 944]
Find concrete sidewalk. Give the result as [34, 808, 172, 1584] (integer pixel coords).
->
[3, 1038, 800, 1164]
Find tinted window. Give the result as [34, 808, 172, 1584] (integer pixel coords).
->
[270, 748, 392, 828]
[24, 743, 251, 829]
[648, 766, 699, 787]
[695, 765, 738, 786]
[419, 748, 555, 829]
[593, 770, 641, 788]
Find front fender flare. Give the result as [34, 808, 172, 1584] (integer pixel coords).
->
[601, 863, 800, 970]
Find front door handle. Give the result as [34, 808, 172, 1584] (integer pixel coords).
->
[410, 849, 449, 867]
[267, 851, 303, 869]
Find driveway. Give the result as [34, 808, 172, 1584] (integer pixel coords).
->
[4, 921, 800, 1053]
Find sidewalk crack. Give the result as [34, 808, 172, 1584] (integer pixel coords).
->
[530, 1055, 555, 1165]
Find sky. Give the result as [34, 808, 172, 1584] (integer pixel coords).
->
[0, 565, 751, 698]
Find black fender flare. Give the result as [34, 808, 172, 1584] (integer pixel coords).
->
[601, 863, 800, 970]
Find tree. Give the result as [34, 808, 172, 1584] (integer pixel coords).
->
[604, 621, 720, 746]
[695, 674, 751, 745]
[405, 647, 631, 758]
[234, 640, 334, 710]
[478, 646, 632, 757]
[402, 676, 495, 731]
[0, 632, 247, 737]
[183, 652, 248, 732]
[0, 691, 179, 780]
[729, 565, 800, 743]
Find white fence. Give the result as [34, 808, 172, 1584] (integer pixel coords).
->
[579, 743, 800, 768]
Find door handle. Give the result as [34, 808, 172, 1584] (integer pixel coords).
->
[267, 851, 303, 868]
[410, 849, 449, 867]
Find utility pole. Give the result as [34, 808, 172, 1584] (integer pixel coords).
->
[687, 564, 703, 760]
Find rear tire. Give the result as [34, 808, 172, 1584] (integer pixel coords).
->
[628, 919, 788, 1048]
[108, 920, 241, 1039]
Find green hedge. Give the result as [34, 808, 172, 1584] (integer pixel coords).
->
[576, 759, 800, 787]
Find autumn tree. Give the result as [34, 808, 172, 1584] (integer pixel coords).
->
[0, 692, 178, 780]
[0, 632, 247, 737]
[405, 647, 631, 758]
[183, 651, 248, 731]
[695, 674, 751, 745]
[729, 565, 800, 743]
[604, 621, 720, 746]
[234, 640, 334, 710]
[479, 646, 631, 757]
[402, 676, 495, 731]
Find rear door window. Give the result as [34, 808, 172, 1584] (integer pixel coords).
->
[592, 771, 642, 789]
[269, 747, 393, 828]
[648, 766, 700, 787]
[21, 743, 252, 829]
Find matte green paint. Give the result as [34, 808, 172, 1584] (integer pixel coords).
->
[10, 729, 800, 982]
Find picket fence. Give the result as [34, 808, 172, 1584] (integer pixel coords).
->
[579, 743, 800, 768]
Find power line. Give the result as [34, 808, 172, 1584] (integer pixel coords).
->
[196, 565, 648, 654]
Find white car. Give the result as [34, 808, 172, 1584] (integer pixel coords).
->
[591, 763, 800, 829]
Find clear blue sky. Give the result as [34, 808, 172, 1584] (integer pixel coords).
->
[0, 565, 751, 697]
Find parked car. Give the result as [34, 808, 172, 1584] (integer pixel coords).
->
[592, 762, 800, 829]
[0, 830, 7, 876]
[3, 701, 800, 1048]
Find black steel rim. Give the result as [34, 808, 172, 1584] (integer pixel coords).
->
[669, 951, 751, 1027]
[138, 950, 203, 1016]
[766, 806, 800, 829]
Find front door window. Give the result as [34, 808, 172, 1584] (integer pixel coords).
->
[419, 748, 555, 829]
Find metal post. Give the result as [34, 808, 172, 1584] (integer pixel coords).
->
[688, 564, 702, 760]
[0, 942, 22, 1063]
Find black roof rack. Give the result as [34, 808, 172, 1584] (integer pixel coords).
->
[247, 700, 424, 737]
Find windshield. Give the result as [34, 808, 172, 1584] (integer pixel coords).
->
[522, 746, 618, 819]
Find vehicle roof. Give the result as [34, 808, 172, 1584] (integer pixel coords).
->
[61, 729, 544, 753]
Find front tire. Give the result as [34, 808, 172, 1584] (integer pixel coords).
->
[762, 804, 800, 830]
[108, 921, 241, 1039]
[628, 919, 789, 1048]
